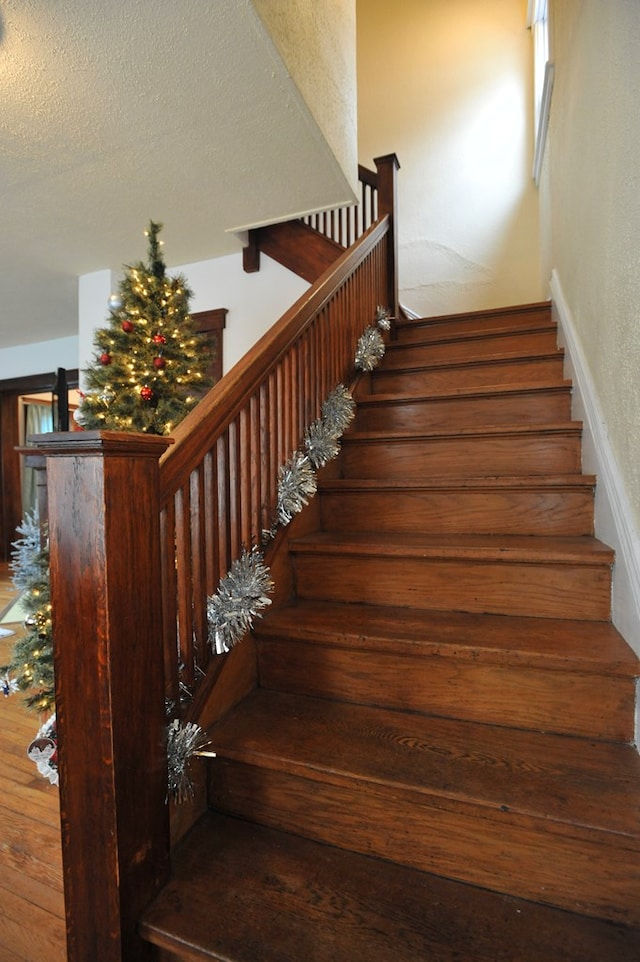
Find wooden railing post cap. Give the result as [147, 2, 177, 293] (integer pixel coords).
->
[374, 153, 401, 171]
[27, 429, 173, 460]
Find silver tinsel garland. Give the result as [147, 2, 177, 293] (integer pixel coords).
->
[207, 546, 274, 655]
[276, 451, 317, 526]
[166, 718, 213, 803]
[355, 326, 386, 372]
[304, 417, 341, 469]
[375, 305, 392, 331]
[321, 383, 356, 437]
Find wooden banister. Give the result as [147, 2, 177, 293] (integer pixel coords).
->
[32, 431, 171, 962]
[158, 217, 392, 713]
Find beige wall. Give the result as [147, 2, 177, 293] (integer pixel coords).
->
[357, 0, 543, 316]
[253, 0, 359, 197]
[541, 0, 640, 528]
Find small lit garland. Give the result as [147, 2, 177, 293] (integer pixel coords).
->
[1, 510, 54, 713]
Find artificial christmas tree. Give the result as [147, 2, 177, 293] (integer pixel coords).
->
[79, 221, 212, 435]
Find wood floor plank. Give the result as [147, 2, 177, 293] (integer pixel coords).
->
[0, 884, 66, 962]
[0, 564, 66, 962]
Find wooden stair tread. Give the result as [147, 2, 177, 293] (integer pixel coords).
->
[395, 301, 553, 331]
[291, 531, 615, 565]
[344, 420, 582, 442]
[318, 474, 596, 493]
[376, 347, 564, 370]
[387, 323, 555, 349]
[356, 380, 571, 405]
[140, 813, 640, 962]
[255, 601, 638, 676]
[210, 690, 640, 840]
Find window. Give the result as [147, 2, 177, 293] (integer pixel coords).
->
[528, 0, 553, 185]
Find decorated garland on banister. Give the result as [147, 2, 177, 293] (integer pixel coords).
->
[3, 306, 393, 801]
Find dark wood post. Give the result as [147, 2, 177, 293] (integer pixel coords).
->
[374, 153, 401, 322]
[34, 430, 172, 962]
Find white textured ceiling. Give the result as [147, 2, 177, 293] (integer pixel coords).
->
[0, 0, 354, 353]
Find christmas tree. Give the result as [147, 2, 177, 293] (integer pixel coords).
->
[79, 221, 212, 435]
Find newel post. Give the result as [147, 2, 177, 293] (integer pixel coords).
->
[374, 153, 401, 322]
[34, 430, 172, 962]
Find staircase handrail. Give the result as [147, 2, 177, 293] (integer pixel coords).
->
[159, 213, 392, 714]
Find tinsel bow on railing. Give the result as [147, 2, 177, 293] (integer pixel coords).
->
[355, 325, 386, 371]
[276, 451, 318, 526]
[206, 545, 274, 655]
[166, 718, 215, 804]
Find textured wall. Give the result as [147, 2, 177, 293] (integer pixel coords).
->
[253, 0, 359, 196]
[357, 0, 543, 316]
[541, 0, 640, 527]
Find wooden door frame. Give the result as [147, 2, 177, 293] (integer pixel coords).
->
[0, 369, 79, 561]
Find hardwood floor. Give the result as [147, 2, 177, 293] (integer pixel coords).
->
[0, 563, 66, 962]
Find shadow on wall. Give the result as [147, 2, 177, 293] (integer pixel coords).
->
[400, 190, 542, 318]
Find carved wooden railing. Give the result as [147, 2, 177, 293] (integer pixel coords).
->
[32, 152, 399, 962]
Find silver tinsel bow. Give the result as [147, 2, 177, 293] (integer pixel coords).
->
[10, 509, 44, 590]
[375, 305, 392, 331]
[207, 546, 274, 655]
[166, 718, 213, 803]
[304, 417, 340, 469]
[355, 326, 386, 371]
[321, 384, 356, 438]
[276, 451, 317, 526]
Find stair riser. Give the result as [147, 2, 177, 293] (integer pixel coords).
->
[341, 433, 582, 479]
[395, 310, 554, 344]
[257, 641, 633, 740]
[356, 390, 572, 432]
[318, 488, 594, 536]
[371, 355, 566, 394]
[292, 552, 612, 620]
[384, 330, 558, 369]
[210, 761, 640, 926]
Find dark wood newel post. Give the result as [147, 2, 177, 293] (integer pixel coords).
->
[34, 430, 172, 962]
[374, 153, 401, 322]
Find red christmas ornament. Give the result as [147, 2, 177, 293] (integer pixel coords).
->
[121, 320, 134, 333]
[153, 356, 166, 370]
[140, 386, 154, 402]
[99, 352, 112, 366]
[153, 333, 167, 345]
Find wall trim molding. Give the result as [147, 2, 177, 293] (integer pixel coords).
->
[550, 269, 640, 668]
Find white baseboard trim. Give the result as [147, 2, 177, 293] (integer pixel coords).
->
[550, 270, 640, 674]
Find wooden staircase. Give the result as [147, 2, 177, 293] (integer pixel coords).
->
[140, 302, 640, 961]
